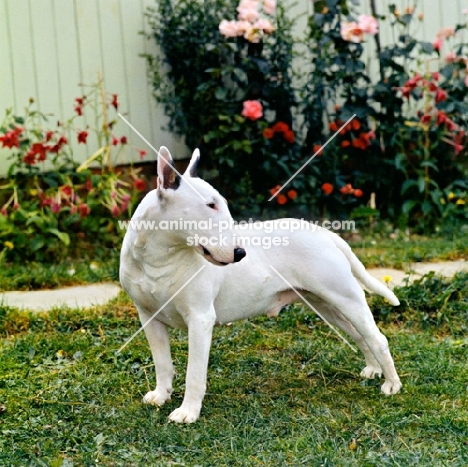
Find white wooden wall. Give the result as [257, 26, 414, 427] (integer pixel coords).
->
[0, 0, 465, 175]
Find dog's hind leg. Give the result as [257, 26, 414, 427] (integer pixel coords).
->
[138, 309, 174, 407]
[312, 283, 402, 395]
[304, 297, 382, 379]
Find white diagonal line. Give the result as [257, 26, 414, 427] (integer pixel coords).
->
[118, 113, 206, 201]
[117, 265, 206, 353]
[268, 114, 356, 201]
[269, 265, 357, 352]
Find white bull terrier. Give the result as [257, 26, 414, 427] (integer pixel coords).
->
[120, 146, 402, 423]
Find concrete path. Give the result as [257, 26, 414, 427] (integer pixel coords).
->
[367, 260, 468, 288]
[0, 283, 121, 311]
[0, 260, 466, 311]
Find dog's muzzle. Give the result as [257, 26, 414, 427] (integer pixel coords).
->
[233, 247, 246, 263]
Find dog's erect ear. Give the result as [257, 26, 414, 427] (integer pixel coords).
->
[184, 148, 200, 178]
[158, 146, 180, 190]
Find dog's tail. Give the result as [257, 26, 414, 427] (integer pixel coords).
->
[331, 234, 400, 306]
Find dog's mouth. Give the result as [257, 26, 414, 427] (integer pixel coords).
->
[198, 245, 229, 266]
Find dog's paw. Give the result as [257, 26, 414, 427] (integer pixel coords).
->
[143, 388, 171, 406]
[381, 379, 402, 395]
[360, 365, 382, 379]
[168, 405, 200, 424]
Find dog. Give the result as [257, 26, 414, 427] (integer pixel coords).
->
[120, 146, 402, 423]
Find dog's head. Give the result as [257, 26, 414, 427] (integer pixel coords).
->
[156, 146, 246, 266]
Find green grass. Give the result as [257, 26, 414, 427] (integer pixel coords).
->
[1, 273, 467, 466]
[0, 230, 466, 291]
[348, 231, 468, 268]
[0, 254, 120, 291]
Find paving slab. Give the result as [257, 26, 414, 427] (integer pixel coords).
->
[368, 260, 468, 288]
[0, 283, 121, 311]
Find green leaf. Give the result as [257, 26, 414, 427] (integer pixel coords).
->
[402, 199, 417, 215]
[417, 177, 426, 193]
[420, 161, 439, 172]
[421, 200, 433, 216]
[401, 179, 417, 194]
[47, 229, 70, 246]
[420, 42, 434, 54]
[232, 67, 248, 84]
[215, 88, 227, 101]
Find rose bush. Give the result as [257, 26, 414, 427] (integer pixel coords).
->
[146, 0, 467, 230]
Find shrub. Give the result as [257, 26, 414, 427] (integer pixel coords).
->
[0, 80, 147, 263]
[145, 0, 468, 230]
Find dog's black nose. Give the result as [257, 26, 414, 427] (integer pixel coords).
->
[233, 247, 246, 263]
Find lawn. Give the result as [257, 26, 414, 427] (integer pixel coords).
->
[0, 271, 467, 466]
[0, 230, 467, 292]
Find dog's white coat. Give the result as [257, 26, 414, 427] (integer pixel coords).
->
[120, 147, 402, 423]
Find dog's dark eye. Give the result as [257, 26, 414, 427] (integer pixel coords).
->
[207, 203, 217, 210]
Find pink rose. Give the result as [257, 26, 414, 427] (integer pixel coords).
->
[219, 20, 242, 38]
[433, 37, 443, 52]
[253, 18, 275, 34]
[237, 0, 259, 22]
[241, 100, 263, 120]
[437, 27, 455, 39]
[340, 22, 363, 43]
[445, 51, 457, 63]
[358, 14, 379, 35]
[263, 0, 276, 15]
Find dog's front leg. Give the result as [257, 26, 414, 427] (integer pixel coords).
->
[168, 310, 215, 423]
[138, 311, 174, 407]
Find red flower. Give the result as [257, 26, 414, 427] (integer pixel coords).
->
[74, 106, 83, 116]
[139, 150, 147, 159]
[241, 100, 263, 121]
[263, 128, 274, 139]
[341, 140, 351, 148]
[61, 185, 72, 197]
[111, 205, 121, 217]
[77, 131, 88, 144]
[287, 189, 297, 200]
[351, 119, 361, 131]
[269, 185, 281, 196]
[272, 122, 289, 133]
[111, 94, 119, 110]
[354, 189, 363, 197]
[329, 121, 338, 132]
[283, 130, 295, 143]
[352, 138, 367, 150]
[433, 37, 443, 52]
[322, 183, 333, 195]
[78, 203, 91, 218]
[112, 136, 119, 145]
[120, 136, 128, 145]
[277, 194, 288, 205]
[340, 184, 354, 195]
[134, 178, 146, 191]
[420, 114, 432, 124]
[45, 131, 54, 142]
[0, 127, 22, 149]
[49, 135, 68, 153]
[435, 88, 447, 103]
[51, 202, 61, 214]
[23, 142, 48, 164]
[313, 144, 322, 155]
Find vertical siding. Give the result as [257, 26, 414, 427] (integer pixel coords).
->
[0, 0, 464, 175]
